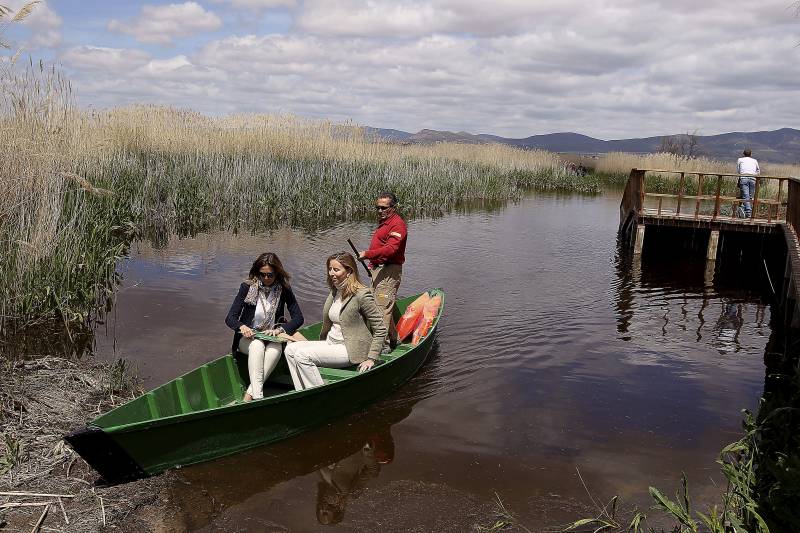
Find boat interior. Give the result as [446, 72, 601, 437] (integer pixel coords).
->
[91, 291, 437, 430]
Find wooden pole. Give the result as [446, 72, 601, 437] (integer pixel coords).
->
[751, 177, 761, 220]
[695, 173, 704, 219]
[634, 224, 646, 255]
[713, 174, 722, 220]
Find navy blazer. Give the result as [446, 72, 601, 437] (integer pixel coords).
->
[225, 282, 304, 354]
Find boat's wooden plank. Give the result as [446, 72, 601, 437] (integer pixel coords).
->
[175, 378, 192, 413]
[146, 393, 160, 419]
[319, 367, 359, 380]
[200, 367, 219, 409]
[224, 356, 242, 398]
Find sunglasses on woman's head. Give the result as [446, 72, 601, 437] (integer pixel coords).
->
[260, 272, 275, 279]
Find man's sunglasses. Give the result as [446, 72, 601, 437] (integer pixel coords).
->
[374, 205, 393, 211]
[260, 271, 276, 279]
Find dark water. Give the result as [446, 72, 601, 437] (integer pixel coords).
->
[94, 193, 770, 531]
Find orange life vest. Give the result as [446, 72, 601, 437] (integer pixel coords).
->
[395, 293, 431, 342]
[411, 295, 441, 345]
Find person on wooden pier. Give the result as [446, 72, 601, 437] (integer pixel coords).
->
[736, 148, 760, 218]
[358, 192, 408, 351]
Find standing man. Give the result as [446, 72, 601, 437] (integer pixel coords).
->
[736, 148, 760, 218]
[359, 192, 407, 351]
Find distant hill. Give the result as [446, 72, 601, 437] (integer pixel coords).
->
[364, 127, 800, 164]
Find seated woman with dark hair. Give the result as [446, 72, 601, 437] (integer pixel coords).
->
[284, 252, 387, 390]
[226, 252, 304, 401]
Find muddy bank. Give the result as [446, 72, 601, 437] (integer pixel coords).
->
[0, 356, 181, 532]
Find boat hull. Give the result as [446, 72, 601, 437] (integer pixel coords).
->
[66, 290, 442, 482]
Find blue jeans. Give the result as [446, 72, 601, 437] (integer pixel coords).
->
[738, 178, 755, 217]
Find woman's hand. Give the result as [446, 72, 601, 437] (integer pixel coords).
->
[240, 325, 254, 338]
[358, 359, 375, 373]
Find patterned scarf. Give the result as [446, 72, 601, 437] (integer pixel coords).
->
[244, 279, 282, 331]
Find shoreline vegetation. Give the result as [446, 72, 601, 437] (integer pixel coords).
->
[0, 356, 178, 532]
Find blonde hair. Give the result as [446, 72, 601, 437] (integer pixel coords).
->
[326, 252, 366, 299]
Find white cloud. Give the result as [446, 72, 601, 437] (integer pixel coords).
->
[56, 0, 800, 138]
[107, 2, 222, 45]
[295, 0, 594, 38]
[4, 0, 62, 48]
[61, 46, 152, 72]
[210, 0, 296, 12]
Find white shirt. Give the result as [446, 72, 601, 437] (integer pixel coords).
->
[327, 294, 345, 344]
[737, 156, 760, 176]
[252, 289, 276, 330]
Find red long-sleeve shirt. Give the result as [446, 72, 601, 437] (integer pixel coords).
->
[363, 212, 407, 267]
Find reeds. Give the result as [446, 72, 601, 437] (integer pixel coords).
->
[0, 64, 586, 330]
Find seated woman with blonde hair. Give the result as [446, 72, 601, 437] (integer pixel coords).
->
[284, 252, 387, 390]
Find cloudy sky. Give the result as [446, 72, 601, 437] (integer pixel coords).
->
[5, 0, 800, 138]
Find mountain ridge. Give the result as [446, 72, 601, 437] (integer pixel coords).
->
[364, 127, 800, 164]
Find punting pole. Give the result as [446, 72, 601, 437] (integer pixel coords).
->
[347, 238, 373, 278]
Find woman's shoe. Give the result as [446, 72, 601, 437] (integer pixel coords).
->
[243, 392, 253, 402]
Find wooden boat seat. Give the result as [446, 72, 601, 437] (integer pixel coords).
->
[319, 367, 359, 381]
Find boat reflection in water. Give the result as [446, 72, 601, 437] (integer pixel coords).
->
[166, 345, 436, 531]
[316, 428, 395, 525]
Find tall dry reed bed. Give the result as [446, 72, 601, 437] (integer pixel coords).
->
[0, 85, 584, 330]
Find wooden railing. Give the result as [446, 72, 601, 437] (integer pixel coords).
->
[619, 168, 797, 229]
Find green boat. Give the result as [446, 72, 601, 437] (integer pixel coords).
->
[65, 289, 444, 483]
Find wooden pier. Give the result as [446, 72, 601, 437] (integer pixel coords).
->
[619, 167, 800, 328]
[619, 168, 796, 253]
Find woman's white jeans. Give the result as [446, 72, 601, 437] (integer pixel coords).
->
[284, 340, 351, 390]
[238, 337, 283, 399]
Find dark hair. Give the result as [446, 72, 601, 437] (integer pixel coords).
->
[377, 192, 398, 206]
[326, 252, 365, 298]
[248, 252, 291, 289]
[743, 149, 752, 157]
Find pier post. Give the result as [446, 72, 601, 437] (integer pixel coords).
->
[704, 260, 716, 287]
[706, 230, 720, 261]
[633, 225, 646, 255]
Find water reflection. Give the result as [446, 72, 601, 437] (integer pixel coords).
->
[316, 429, 394, 525]
[613, 242, 768, 360]
[168, 358, 420, 531]
[713, 303, 743, 353]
